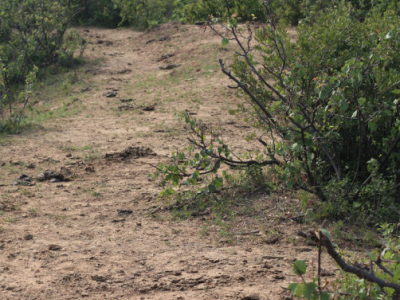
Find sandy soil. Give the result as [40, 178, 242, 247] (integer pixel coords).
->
[0, 24, 335, 300]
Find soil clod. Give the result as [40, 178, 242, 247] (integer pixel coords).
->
[157, 53, 175, 62]
[158, 64, 180, 70]
[48, 244, 62, 251]
[24, 234, 34, 240]
[117, 209, 133, 215]
[37, 170, 65, 182]
[103, 91, 118, 97]
[13, 175, 34, 186]
[142, 104, 156, 111]
[105, 146, 157, 161]
[118, 104, 134, 111]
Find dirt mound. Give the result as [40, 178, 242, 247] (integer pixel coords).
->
[105, 146, 157, 161]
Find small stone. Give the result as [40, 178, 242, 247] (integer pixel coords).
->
[24, 234, 33, 240]
[158, 64, 180, 70]
[85, 166, 95, 173]
[103, 91, 117, 97]
[263, 234, 280, 244]
[91, 275, 107, 282]
[48, 244, 62, 251]
[112, 219, 125, 223]
[117, 209, 133, 215]
[242, 294, 260, 300]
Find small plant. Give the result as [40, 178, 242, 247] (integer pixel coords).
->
[289, 260, 331, 300]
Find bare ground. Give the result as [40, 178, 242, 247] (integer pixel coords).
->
[0, 24, 337, 300]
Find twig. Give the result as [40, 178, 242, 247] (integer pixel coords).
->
[309, 231, 400, 293]
[233, 230, 260, 235]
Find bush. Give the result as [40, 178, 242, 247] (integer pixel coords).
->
[155, 1, 400, 223]
[0, 0, 83, 132]
[269, 0, 400, 26]
[111, 0, 175, 28]
[72, 0, 123, 27]
[173, 0, 267, 23]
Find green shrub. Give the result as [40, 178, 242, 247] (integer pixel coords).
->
[155, 1, 400, 223]
[112, 0, 175, 28]
[0, 0, 83, 132]
[173, 0, 267, 23]
[72, 0, 123, 27]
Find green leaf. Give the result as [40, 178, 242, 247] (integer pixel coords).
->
[208, 184, 216, 193]
[384, 250, 393, 259]
[320, 228, 330, 239]
[213, 177, 223, 187]
[393, 89, 400, 95]
[293, 260, 307, 275]
[320, 292, 331, 300]
[288, 283, 300, 295]
[166, 187, 175, 195]
[358, 97, 366, 105]
[303, 282, 318, 299]
[172, 174, 180, 187]
[319, 86, 330, 100]
[222, 38, 229, 46]
[339, 100, 349, 112]
[228, 18, 238, 28]
[368, 121, 378, 131]
[351, 110, 358, 118]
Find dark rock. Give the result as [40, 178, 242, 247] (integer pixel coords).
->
[13, 175, 34, 186]
[85, 166, 95, 173]
[60, 167, 72, 177]
[263, 234, 280, 244]
[24, 234, 33, 240]
[91, 275, 107, 282]
[103, 91, 117, 97]
[118, 104, 134, 111]
[97, 40, 113, 46]
[158, 36, 169, 41]
[37, 170, 65, 182]
[146, 39, 155, 44]
[117, 209, 133, 215]
[157, 53, 175, 62]
[48, 244, 62, 251]
[112, 219, 125, 223]
[105, 146, 157, 161]
[242, 294, 260, 300]
[158, 64, 180, 70]
[142, 104, 156, 111]
[120, 98, 133, 103]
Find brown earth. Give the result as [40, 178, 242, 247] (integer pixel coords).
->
[0, 24, 338, 300]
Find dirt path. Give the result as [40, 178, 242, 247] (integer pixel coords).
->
[0, 24, 328, 300]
